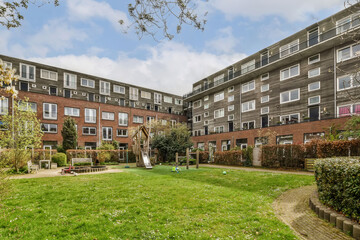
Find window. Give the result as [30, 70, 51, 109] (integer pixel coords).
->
[228, 68, 234, 80]
[242, 80, 255, 93]
[261, 51, 268, 66]
[280, 113, 299, 124]
[99, 81, 110, 95]
[242, 121, 255, 130]
[277, 135, 293, 145]
[280, 39, 299, 58]
[119, 98, 125, 107]
[85, 108, 96, 123]
[228, 105, 234, 111]
[19, 82, 29, 91]
[336, 13, 360, 34]
[261, 106, 269, 115]
[337, 73, 360, 91]
[242, 100, 256, 113]
[20, 63, 35, 81]
[41, 123, 57, 133]
[64, 73, 77, 89]
[214, 91, 224, 102]
[261, 84, 269, 92]
[81, 78, 95, 88]
[214, 126, 224, 133]
[204, 103, 209, 109]
[338, 103, 360, 117]
[88, 93, 95, 102]
[213, 73, 225, 85]
[40, 69, 57, 81]
[0, 98, 9, 115]
[194, 115, 201, 123]
[308, 82, 320, 92]
[261, 95, 269, 103]
[129, 101, 135, 108]
[133, 116, 144, 124]
[204, 120, 209, 126]
[228, 114, 234, 121]
[204, 95, 209, 101]
[308, 96, 321, 105]
[204, 112, 209, 117]
[117, 129, 128, 137]
[164, 96, 172, 103]
[102, 112, 115, 120]
[228, 95, 234, 102]
[308, 28, 319, 47]
[280, 89, 300, 104]
[228, 86, 234, 92]
[308, 68, 320, 78]
[43, 103, 57, 120]
[64, 107, 80, 117]
[193, 100, 202, 108]
[83, 127, 96, 135]
[114, 85, 125, 94]
[141, 91, 151, 99]
[4, 61, 12, 69]
[129, 87, 139, 100]
[175, 98, 183, 105]
[337, 43, 360, 62]
[118, 113, 129, 126]
[261, 73, 269, 81]
[280, 64, 300, 81]
[241, 60, 255, 74]
[19, 101, 37, 112]
[193, 130, 202, 136]
[102, 127, 112, 141]
[64, 89, 72, 98]
[308, 54, 320, 64]
[304, 132, 325, 143]
[154, 93, 162, 104]
[214, 108, 225, 118]
[49, 86, 57, 96]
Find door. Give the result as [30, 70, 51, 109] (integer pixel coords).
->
[204, 126, 208, 135]
[261, 115, 268, 128]
[119, 146, 125, 162]
[309, 106, 319, 121]
[228, 122, 234, 132]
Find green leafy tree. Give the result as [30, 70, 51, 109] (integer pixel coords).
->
[97, 141, 115, 163]
[61, 117, 78, 151]
[152, 122, 193, 162]
[343, 115, 360, 139]
[0, 99, 43, 172]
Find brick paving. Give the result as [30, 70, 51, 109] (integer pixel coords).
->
[273, 185, 352, 240]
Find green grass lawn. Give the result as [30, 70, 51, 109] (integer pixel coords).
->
[0, 166, 314, 239]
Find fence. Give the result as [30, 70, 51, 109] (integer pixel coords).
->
[66, 149, 136, 164]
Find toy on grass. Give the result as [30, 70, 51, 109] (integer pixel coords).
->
[223, 171, 227, 175]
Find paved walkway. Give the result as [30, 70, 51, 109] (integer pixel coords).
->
[273, 185, 352, 240]
[200, 164, 314, 175]
[10, 168, 123, 179]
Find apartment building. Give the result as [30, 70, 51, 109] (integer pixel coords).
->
[185, 4, 360, 151]
[0, 55, 187, 150]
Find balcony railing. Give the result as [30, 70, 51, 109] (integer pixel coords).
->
[183, 16, 360, 99]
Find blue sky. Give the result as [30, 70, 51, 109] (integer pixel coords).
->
[0, 0, 350, 95]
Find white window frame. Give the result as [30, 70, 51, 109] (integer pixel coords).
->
[337, 73, 360, 91]
[204, 112, 209, 117]
[280, 64, 300, 81]
[82, 127, 96, 136]
[308, 81, 321, 92]
[193, 114, 202, 123]
[81, 78, 95, 88]
[0, 98, 9, 115]
[228, 114, 234, 121]
[43, 103, 57, 120]
[261, 95, 269, 103]
[214, 126, 224, 134]
[175, 98, 183, 105]
[64, 107, 80, 117]
[85, 108, 96, 123]
[228, 105, 234, 111]
[280, 113, 300, 124]
[204, 120, 209, 126]
[308, 54, 320, 64]
[129, 87, 139, 101]
[100, 81, 110, 95]
[307, 27, 319, 46]
[261, 73, 269, 81]
[261, 84, 269, 92]
[241, 100, 256, 113]
[63, 73, 77, 89]
[204, 103, 209, 109]
[280, 39, 299, 58]
[141, 91, 151, 99]
[133, 116, 144, 124]
[214, 108, 225, 119]
[308, 95, 321, 105]
[241, 80, 255, 93]
[242, 120, 255, 130]
[117, 129, 128, 137]
[102, 112, 115, 121]
[214, 91, 224, 102]
[337, 43, 360, 62]
[114, 85, 125, 94]
[19, 63, 36, 82]
[228, 86, 234, 92]
[154, 93, 162, 105]
[41, 123, 57, 133]
[164, 96, 172, 103]
[193, 99, 202, 109]
[204, 95, 209, 101]
[337, 103, 360, 117]
[336, 13, 360, 34]
[102, 127, 113, 141]
[228, 95, 234, 102]
[261, 106, 269, 115]
[40, 69, 58, 81]
[280, 88, 300, 104]
[308, 68, 320, 78]
[118, 113, 129, 126]
[241, 60, 255, 74]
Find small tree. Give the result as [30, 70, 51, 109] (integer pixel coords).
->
[0, 99, 43, 172]
[343, 115, 360, 139]
[61, 117, 78, 151]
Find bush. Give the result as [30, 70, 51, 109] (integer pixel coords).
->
[214, 151, 243, 166]
[51, 153, 67, 167]
[315, 158, 360, 222]
[242, 147, 253, 167]
[261, 145, 304, 168]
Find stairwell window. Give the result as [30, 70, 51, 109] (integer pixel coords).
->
[41, 123, 57, 133]
[228, 105, 234, 111]
[308, 82, 321, 92]
[261, 84, 269, 92]
[308, 54, 320, 64]
[308, 68, 320, 78]
[141, 91, 151, 99]
[261, 95, 269, 103]
[308, 96, 321, 105]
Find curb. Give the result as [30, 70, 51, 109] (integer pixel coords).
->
[309, 191, 360, 239]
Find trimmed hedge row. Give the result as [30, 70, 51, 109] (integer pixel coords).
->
[304, 139, 360, 158]
[315, 158, 360, 222]
[214, 151, 243, 166]
[189, 151, 209, 163]
[261, 145, 304, 168]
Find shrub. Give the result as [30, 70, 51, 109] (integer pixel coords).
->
[51, 153, 67, 167]
[214, 151, 242, 166]
[315, 158, 360, 222]
[242, 147, 253, 167]
[261, 145, 304, 168]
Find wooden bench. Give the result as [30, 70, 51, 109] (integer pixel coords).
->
[71, 158, 93, 166]
[27, 161, 39, 173]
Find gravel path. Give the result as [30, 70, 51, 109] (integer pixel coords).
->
[273, 185, 352, 240]
[200, 164, 314, 175]
[10, 168, 123, 179]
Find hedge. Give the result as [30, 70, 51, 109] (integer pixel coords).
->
[315, 158, 360, 222]
[214, 151, 243, 166]
[51, 153, 67, 167]
[189, 151, 209, 163]
[261, 145, 304, 168]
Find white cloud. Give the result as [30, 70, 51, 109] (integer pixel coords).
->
[29, 41, 246, 95]
[208, 0, 345, 21]
[205, 26, 239, 54]
[66, 0, 129, 31]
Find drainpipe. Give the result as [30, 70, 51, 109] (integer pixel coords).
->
[98, 104, 101, 147]
[334, 47, 337, 118]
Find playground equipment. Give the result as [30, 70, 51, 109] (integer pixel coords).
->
[132, 125, 152, 169]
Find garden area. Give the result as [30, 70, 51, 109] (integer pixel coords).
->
[0, 166, 314, 239]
